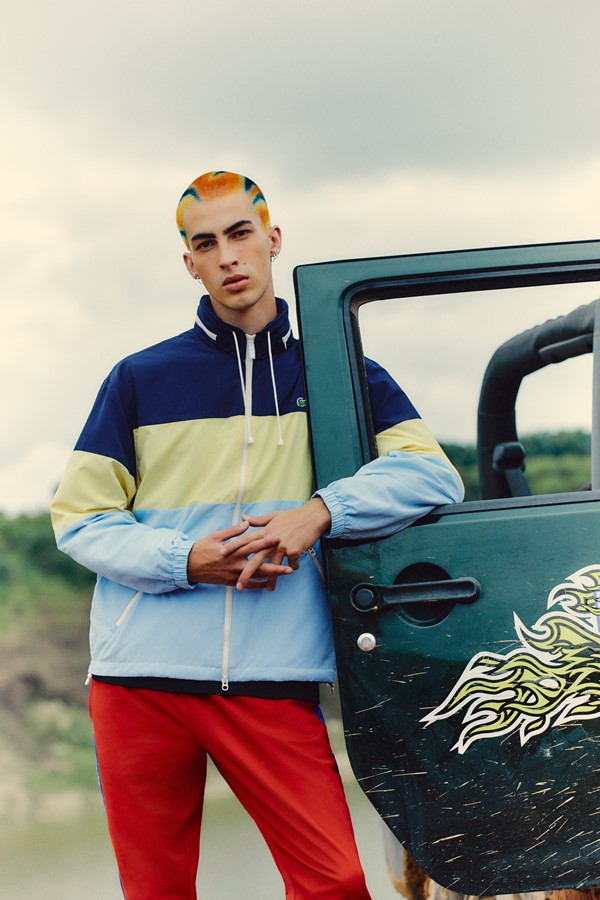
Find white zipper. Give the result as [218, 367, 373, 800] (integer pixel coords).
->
[307, 548, 332, 693]
[221, 587, 233, 691]
[307, 546, 325, 581]
[307, 549, 332, 694]
[243, 334, 256, 444]
[221, 333, 256, 691]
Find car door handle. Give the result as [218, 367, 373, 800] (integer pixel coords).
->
[350, 577, 481, 613]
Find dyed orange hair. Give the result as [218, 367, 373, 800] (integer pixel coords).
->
[176, 171, 271, 248]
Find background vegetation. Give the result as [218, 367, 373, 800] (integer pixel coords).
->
[0, 430, 592, 800]
[442, 429, 591, 500]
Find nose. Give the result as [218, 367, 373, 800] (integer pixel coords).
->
[218, 242, 238, 269]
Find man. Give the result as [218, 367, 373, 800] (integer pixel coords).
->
[51, 170, 463, 899]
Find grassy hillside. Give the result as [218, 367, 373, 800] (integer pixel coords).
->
[0, 512, 93, 700]
[0, 513, 96, 800]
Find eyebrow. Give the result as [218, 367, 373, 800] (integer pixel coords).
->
[190, 220, 253, 244]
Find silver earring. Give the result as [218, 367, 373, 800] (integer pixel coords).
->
[195, 275, 203, 284]
[271, 253, 279, 262]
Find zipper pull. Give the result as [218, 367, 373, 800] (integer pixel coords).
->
[221, 678, 229, 692]
[307, 546, 325, 580]
[246, 333, 256, 360]
[85, 671, 92, 686]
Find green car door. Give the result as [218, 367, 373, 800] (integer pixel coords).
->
[295, 241, 600, 895]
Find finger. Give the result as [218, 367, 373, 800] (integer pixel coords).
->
[235, 549, 271, 590]
[243, 564, 291, 590]
[236, 553, 291, 591]
[241, 513, 275, 526]
[266, 572, 277, 592]
[266, 549, 287, 593]
[285, 551, 305, 571]
[239, 562, 293, 590]
[222, 533, 278, 557]
[212, 520, 250, 542]
[260, 562, 293, 575]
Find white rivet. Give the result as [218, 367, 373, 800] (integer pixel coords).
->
[357, 633, 377, 652]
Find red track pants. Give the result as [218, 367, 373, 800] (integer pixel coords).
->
[89, 682, 372, 899]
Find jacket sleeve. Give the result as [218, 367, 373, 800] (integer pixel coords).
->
[50, 362, 195, 594]
[315, 358, 464, 540]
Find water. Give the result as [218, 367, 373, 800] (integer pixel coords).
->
[0, 773, 401, 898]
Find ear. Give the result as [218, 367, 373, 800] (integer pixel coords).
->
[268, 226, 282, 257]
[182, 252, 198, 280]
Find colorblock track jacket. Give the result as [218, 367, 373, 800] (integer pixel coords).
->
[51, 297, 464, 690]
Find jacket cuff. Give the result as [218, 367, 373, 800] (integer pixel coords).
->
[313, 488, 345, 539]
[172, 535, 196, 590]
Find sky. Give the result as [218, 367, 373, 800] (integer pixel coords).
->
[2, 0, 600, 515]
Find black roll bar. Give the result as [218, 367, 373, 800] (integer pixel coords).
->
[477, 301, 597, 500]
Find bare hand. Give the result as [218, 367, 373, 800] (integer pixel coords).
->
[187, 521, 293, 589]
[222, 498, 331, 591]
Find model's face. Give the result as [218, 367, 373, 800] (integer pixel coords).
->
[181, 192, 282, 332]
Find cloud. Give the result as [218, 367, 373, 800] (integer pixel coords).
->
[4, 1, 600, 179]
[2, 0, 600, 513]
[283, 157, 600, 265]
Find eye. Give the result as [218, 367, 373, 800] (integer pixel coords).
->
[194, 239, 215, 252]
[232, 228, 251, 240]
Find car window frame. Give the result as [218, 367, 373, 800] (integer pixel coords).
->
[341, 265, 600, 516]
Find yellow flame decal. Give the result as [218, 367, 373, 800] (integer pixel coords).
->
[422, 565, 600, 753]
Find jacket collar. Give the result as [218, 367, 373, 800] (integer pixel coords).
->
[193, 295, 293, 358]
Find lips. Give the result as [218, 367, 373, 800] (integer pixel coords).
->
[223, 274, 249, 293]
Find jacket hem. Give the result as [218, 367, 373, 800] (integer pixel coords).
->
[89, 662, 337, 682]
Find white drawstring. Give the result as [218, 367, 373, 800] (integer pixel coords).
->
[232, 330, 284, 448]
[267, 331, 284, 446]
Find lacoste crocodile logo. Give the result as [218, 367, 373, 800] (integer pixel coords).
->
[296, 397, 306, 408]
[421, 565, 600, 754]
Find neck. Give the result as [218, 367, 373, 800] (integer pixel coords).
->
[209, 294, 278, 334]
